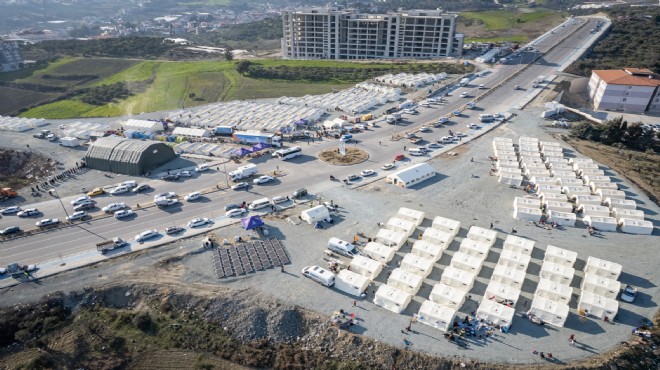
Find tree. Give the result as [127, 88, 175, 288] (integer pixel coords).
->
[600, 116, 626, 145]
[188, 92, 196, 100]
[224, 49, 234, 61]
[235, 60, 252, 75]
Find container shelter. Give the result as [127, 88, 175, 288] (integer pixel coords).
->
[376, 228, 408, 249]
[397, 207, 425, 226]
[466, 226, 497, 247]
[544, 245, 577, 267]
[417, 300, 457, 332]
[584, 256, 622, 280]
[514, 197, 542, 208]
[431, 216, 461, 237]
[618, 218, 653, 235]
[540, 261, 575, 284]
[514, 206, 543, 221]
[411, 240, 445, 262]
[603, 197, 636, 210]
[596, 189, 626, 200]
[497, 249, 531, 271]
[612, 208, 645, 222]
[577, 204, 611, 218]
[386, 217, 417, 237]
[422, 227, 453, 248]
[485, 280, 521, 306]
[491, 265, 526, 288]
[400, 253, 435, 278]
[502, 235, 535, 255]
[458, 238, 491, 260]
[544, 201, 574, 213]
[578, 290, 619, 320]
[582, 216, 618, 232]
[580, 273, 621, 299]
[546, 211, 577, 227]
[476, 300, 515, 330]
[450, 251, 484, 274]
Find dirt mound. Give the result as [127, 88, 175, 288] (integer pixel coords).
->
[318, 147, 369, 165]
[0, 148, 56, 189]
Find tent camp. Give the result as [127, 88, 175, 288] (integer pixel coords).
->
[580, 273, 621, 299]
[411, 240, 445, 262]
[502, 235, 535, 255]
[458, 238, 491, 260]
[585, 256, 622, 279]
[375, 228, 408, 249]
[540, 261, 575, 284]
[450, 251, 484, 274]
[534, 278, 572, 304]
[577, 204, 611, 218]
[618, 218, 654, 235]
[387, 268, 424, 295]
[528, 296, 569, 328]
[546, 210, 577, 227]
[334, 270, 371, 297]
[401, 253, 435, 278]
[603, 197, 636, 210]
[612, 208, 645, 222]
[578, 290, 619, 320]
[363, 242, 396, 263]
[466, 226, 497, 247]
[373, 284, 412, 314]
[544, 245, 577, 267]
[491, 264, 526, 288]
[417, 300, 456, 332]
[385, 163, 436, 188]
[349, 255, 383, 280]
[397, 207, 425, 226]
[432, 216, 461, 236]
[300, 205, 330, 224]
[422, 227, 453, 247]
[476, 300, 515, 329]
[582, 216, 618, 232]
[440, 266, 476, 291]
[386, 217, 417, 236]
[497, 249, 531, 271]
[429, 283, 467, 309]
[514, 206, 543, 221]
[485, 280, 522, 306]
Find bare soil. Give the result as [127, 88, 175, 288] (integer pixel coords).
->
[0, 148, 58, 190]
[317, 147, 369, 166]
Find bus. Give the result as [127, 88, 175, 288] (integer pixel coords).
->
[276, 146, 302, 160]
[479, 114, 494, 123]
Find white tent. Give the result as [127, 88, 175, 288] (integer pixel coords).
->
[544, 200, 574, 213]
[411, 240, 445, 262]
[557, 177, 582, 186]
[386, 217, 417, 236]
[432, 216, 461, 236]
[540, 261, 575, 284]
[497, 249, 531, 271]
[400, 253, 435, 278]
[514, 206, 543, 221]
[577, 168, 605, 178]
[580, 273, 621, 299]
[458, 238, 490, 260]
[589, 181, 618, 193]
[578, 290, 619, 320]
[387, 268, 424, 295]
[562, 185, 591, 198]
[572, 195, 604, 206]
[514, 197, 542, 208]
[363, 242, 396, 264]
[544, 245, 577, 267]
[568, 157, 593, 165]
[429, 283, 467, 309]
[612, 208, 645, 222]
[466, 226, 497, 247]
[349, 255, 383, 280]
[546, 210, 577, 227]
[334, 270, 371, 297]
[172, 127, 211, 138]
[386, 163, 436, 188]
[376, 228, 408, 249]
[534, 278, 572, 304]
[422, 227, 453, 247]
[485, 280, 521, 306]
[397, 207, 425, 226]
[502, 235, 535, 255]
[491, 264, 526, 288]
[476, 300, 515, 328]
[596, 189, 626, 200]
[538, 192, 568, 203]
[535, 184, 563, 194]
[618, 218, 653, 235]
[603, 197, 636, 210]
[300, 205, 330, 224]
[440, 266, 476, 291]
[450, 251, 484, 274]
[373, 284, 412, 314]
[529, 176, 557, 186]
[121, 119, 162, 134]
[583, 216, 618, 232]
[582, 175, 611, 185]
[417, 300, 456, 332]
[528, 296, 569, 328]
[584, 256, 622, 279]
[499, 173, 524, 186]
[577, 204, 611, 218]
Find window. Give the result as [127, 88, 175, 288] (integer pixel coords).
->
[622, 98, 627, 102]
[627, 86, 632, 90]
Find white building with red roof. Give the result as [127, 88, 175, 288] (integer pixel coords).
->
[588, 68, 660, 113]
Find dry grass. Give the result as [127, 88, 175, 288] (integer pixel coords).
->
[317, 147, 369, 165]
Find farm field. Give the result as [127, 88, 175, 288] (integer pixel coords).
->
[0, 87, 57, 115]
[459, 7, 566, 43]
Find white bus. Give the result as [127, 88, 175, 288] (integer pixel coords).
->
[276, 146, 302, 160]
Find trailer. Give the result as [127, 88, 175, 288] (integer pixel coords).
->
[96, 237, 128, 254]
[229, 163, 258, 181]
[232, 130, 282, 147]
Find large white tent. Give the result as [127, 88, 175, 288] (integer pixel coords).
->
[376, 228, 408, 249]
[546, 210, 577, 227]
[577, 204, 611, 218]
[400, 253, 435, 278]
[580, 273, 621, 299]
[450, 251, 485, 274]
[534, 278, 572, 304]
[578, 290, 619, 320]
[618, 218, 654, 235]
[349, 255, 383, 280]
[422, 227, 453, 247]
[172, 127, 211, 138]
[603, 197, 636, 210]
[466, 226, 498, 247]
[121, 119, 162, 134]
[476, 300, 515, 329]
[513, 206, 543, 222]
[429, 283, 467, 309]
[584, 256, 622, 280]
[491, 265, 526, 288]
[544, 245, 577, 267]
[497, 249, 531, 271]
[387, 268, 424, 295]
[484, 280, 521, 306]
[503, 235, 535, 255]
[363, 242, 396, 264]
[440, 266, 476, 291]
[583, 216, 618, 232]
[397, 207, 425, 226]
[458, 238, 490, 260]
[540, 261, 575, 284]
[612, 208, 645, 222]
[386, 163, 436, 188]
[300, 205, 330, 224]
[386, 217, 417, 237]
[334, 270, 371, 297]
[411, 240, 445, 262]
[373, 285, 412, 314]
[528, 296, 569, 328]
[431, 216, 461, 237]
[417, 300, 456, 332]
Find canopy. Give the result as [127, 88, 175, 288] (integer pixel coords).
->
[485, 280, 521, 306]
[580, 273, 621, 299]
[544, 245, 577, 267]
[540, 261, 575, 284]
[335, 270, 371, 297]
[476, 300, 515, 328]
[411, 240, 445, 262]
[349, 255, 383, 280]
[584, 256, 622, 280]
[528, 296, 569, 328]
[502, 235, 535, 255]
[232, 147, 253, 157]
[429, 282, 467, 309]
[373, 284, 412, 314]
[431, 216, 461, 236]
[363, 242, 396, 263]
[440, 265, 476, 292]
[534, 278, 572, 304]
[387, 268, 423, 295]
[401, 253, 435, 278]
[578, 290, 619, 320]
[417, 300, 456, 332]
[241, 215, 264, 230]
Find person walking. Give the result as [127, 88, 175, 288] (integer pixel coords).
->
[569, 334, 575, 346]
[490, 222, 494, 229]
[353, 300, 357, 307]
[403, 339, 412, 350]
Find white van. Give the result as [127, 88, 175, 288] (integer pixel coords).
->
[479, 114, 494, 122]
[195, 164, 210, 172]
[302, 265, 335, 287]
[328, 237, 360, 258]
[249, 197, 272, 210]
[119, 180, 137, 188]
[408, 148, 425, 156]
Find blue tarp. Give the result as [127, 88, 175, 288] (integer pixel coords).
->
[232, 148, 253, 157]
[251, 142, 272, 152]
[241, 215, 264, 230]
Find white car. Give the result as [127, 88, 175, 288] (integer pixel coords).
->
[114, 209, 134, 219]
[154, 192, 177, 201]
[184, 191, 201, 201]
[478, 84, 486, 89]
[403, 109, 418, 115]
[418, 126, 430, 132]
[231, 182, 250, 190]
[460, 92, 469, 98]
[66, 211, 88, 221]
[360, 169, 376, 177]
[36, 218, 59, 227]
[426, 142, 443, 149]
[1, 206, 21, 215]
[110, 186, 129, 195]
[381, 163, 395, 170]
[195, 164, 210, 172]
[17, 208, 40, 217]
[135, 229, 159, 242]
[272, 196, 288, 204]
[71, 196, 92, 206]
[177, 170, 193, 177]
[253, 175, 274, 185]
[102, 202, 126, 213]
[132, 183, 151, 193]
[437, 117, 448, 124]
[455, 132, 467, 138]
[467, 123, 481, 129]
[188, 218, 212, 228]
[226, 208, 247, 217]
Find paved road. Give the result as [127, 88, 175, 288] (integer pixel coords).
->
[0, 17, 604, 266]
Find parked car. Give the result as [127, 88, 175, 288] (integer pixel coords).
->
[224, 204, 240, 211]
[188, 218, 212, 228]
[418, 126, 430, 132]
[1, 206, 21, 215]
[226, 208, 247, 217]
[455, 132, 467, 138]
[71, 196, 92, 206]
[135, 229, 159, 242]
[153, 192, 177, 200]
[381, 163, 396, 170]
[132, 183, 151, 193]
[17, 208, 40, 217]
[177, 170, 193, 177]
[165, 226, 185, 235]
[0, 226, 21, 236]
[32, 132, 45, 139]
[184, 191, 201, 201]
[231, 182, 250, 190]
[272, 196, 288, 204]
[66, 211, 89, 221]
[467, 123, 481, 129]
[110, 186, 129, 195]
[114, 209, 134, 219]
[87, 187, 105, 197]
[620, 285, 637, 303]
[253, 175, 275, 185]
[426, 142, 443, 149]
[195, 164, 210, 172]
[74, 201, 96, 211]
[36, 218, 60, 227]
[291, 188, 308, 199]
[360, 169, 376, 177]
[102, 202, 126, 213]
[161, 174, 179, 181]
[437, 117, 448, 124]
[460, 92, 469, 98]
[394, 154, 405, 161]
[345, 174, 360, 182]
[452, 110, 461, 116]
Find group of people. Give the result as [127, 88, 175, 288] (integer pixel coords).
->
[31, 161, 86, 195]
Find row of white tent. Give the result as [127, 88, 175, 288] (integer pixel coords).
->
[373, 72, 448, 88]
[0, 116, 47, 132]
[60, 121, 116, 140]
[277, 85, 400, 114]
[173, 141, 234, 157]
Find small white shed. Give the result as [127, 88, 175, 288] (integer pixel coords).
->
[458, 238, 491, 260]
[450, 251, 484, 274]
[376, 228, 408, 249]
[491, 264, 526, 288]
[540, 261, 575, 284]
[578, 290, 619, 320]
[373, 284, 412, 314]
[300, 205, 330, 224]
[513, 206, 543, 221]
[400, 253, 435, 278]
[386, 217, 417, 236]
[466, 226, 497, 247]
[431, 216, 461, 236]
[534, 278, 572, 304]
[411, 240, 445, 262]
[422, 227, 453, 247]
[497, 249, 531, 271]
[582, 216, 618, 232]
[612, 208, 645, 222]
[618, 218, 653, 235]
[334, 270, 371, 297]
[440, 265, 476, 291]
[397, 207, 425, 226]
[502, 235, 535, 255]
[546, 210, 577, 227]
[603, 197, 636, 210]
[386, 163, 436, 188]
[544, 245, 577, 267]
[363, 242, 396, 264]
[349, 255, 383, 280]
[485, 280, 521, 305]
[580, 273, 621, 299]
[387, 268, 423, 295]
[476, 300, 515, 328]
[577, 204, 611, 218]
[417, 300, 456, 332]
[429, 283, 467, 309]
[584, 256, 622, 280]
[528, 296, 569, 328]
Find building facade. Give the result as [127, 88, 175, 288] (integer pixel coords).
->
[0, 40, 23, 72]
[282, 8, 463, 60]
[588, 68, 660, 113]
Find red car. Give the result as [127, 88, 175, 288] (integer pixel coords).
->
[394, 154, 405, 161]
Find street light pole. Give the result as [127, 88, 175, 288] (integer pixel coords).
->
[223, 161, 229, 187]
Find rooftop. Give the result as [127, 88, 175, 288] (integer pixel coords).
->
[593, 68, 660, 87]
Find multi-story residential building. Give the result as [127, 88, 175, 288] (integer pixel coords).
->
[0, 39, 23, 72]
[588, 68, 660, 113]
[281, 8, 463, 60]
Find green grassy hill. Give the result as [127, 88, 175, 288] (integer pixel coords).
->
[459, 7, 566, 43]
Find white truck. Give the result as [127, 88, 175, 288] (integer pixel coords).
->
[229, 163, 258, 181]
[459, 78, 470, 87]
[385, 113, 402, 124]
[96, 237, 128, 254]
